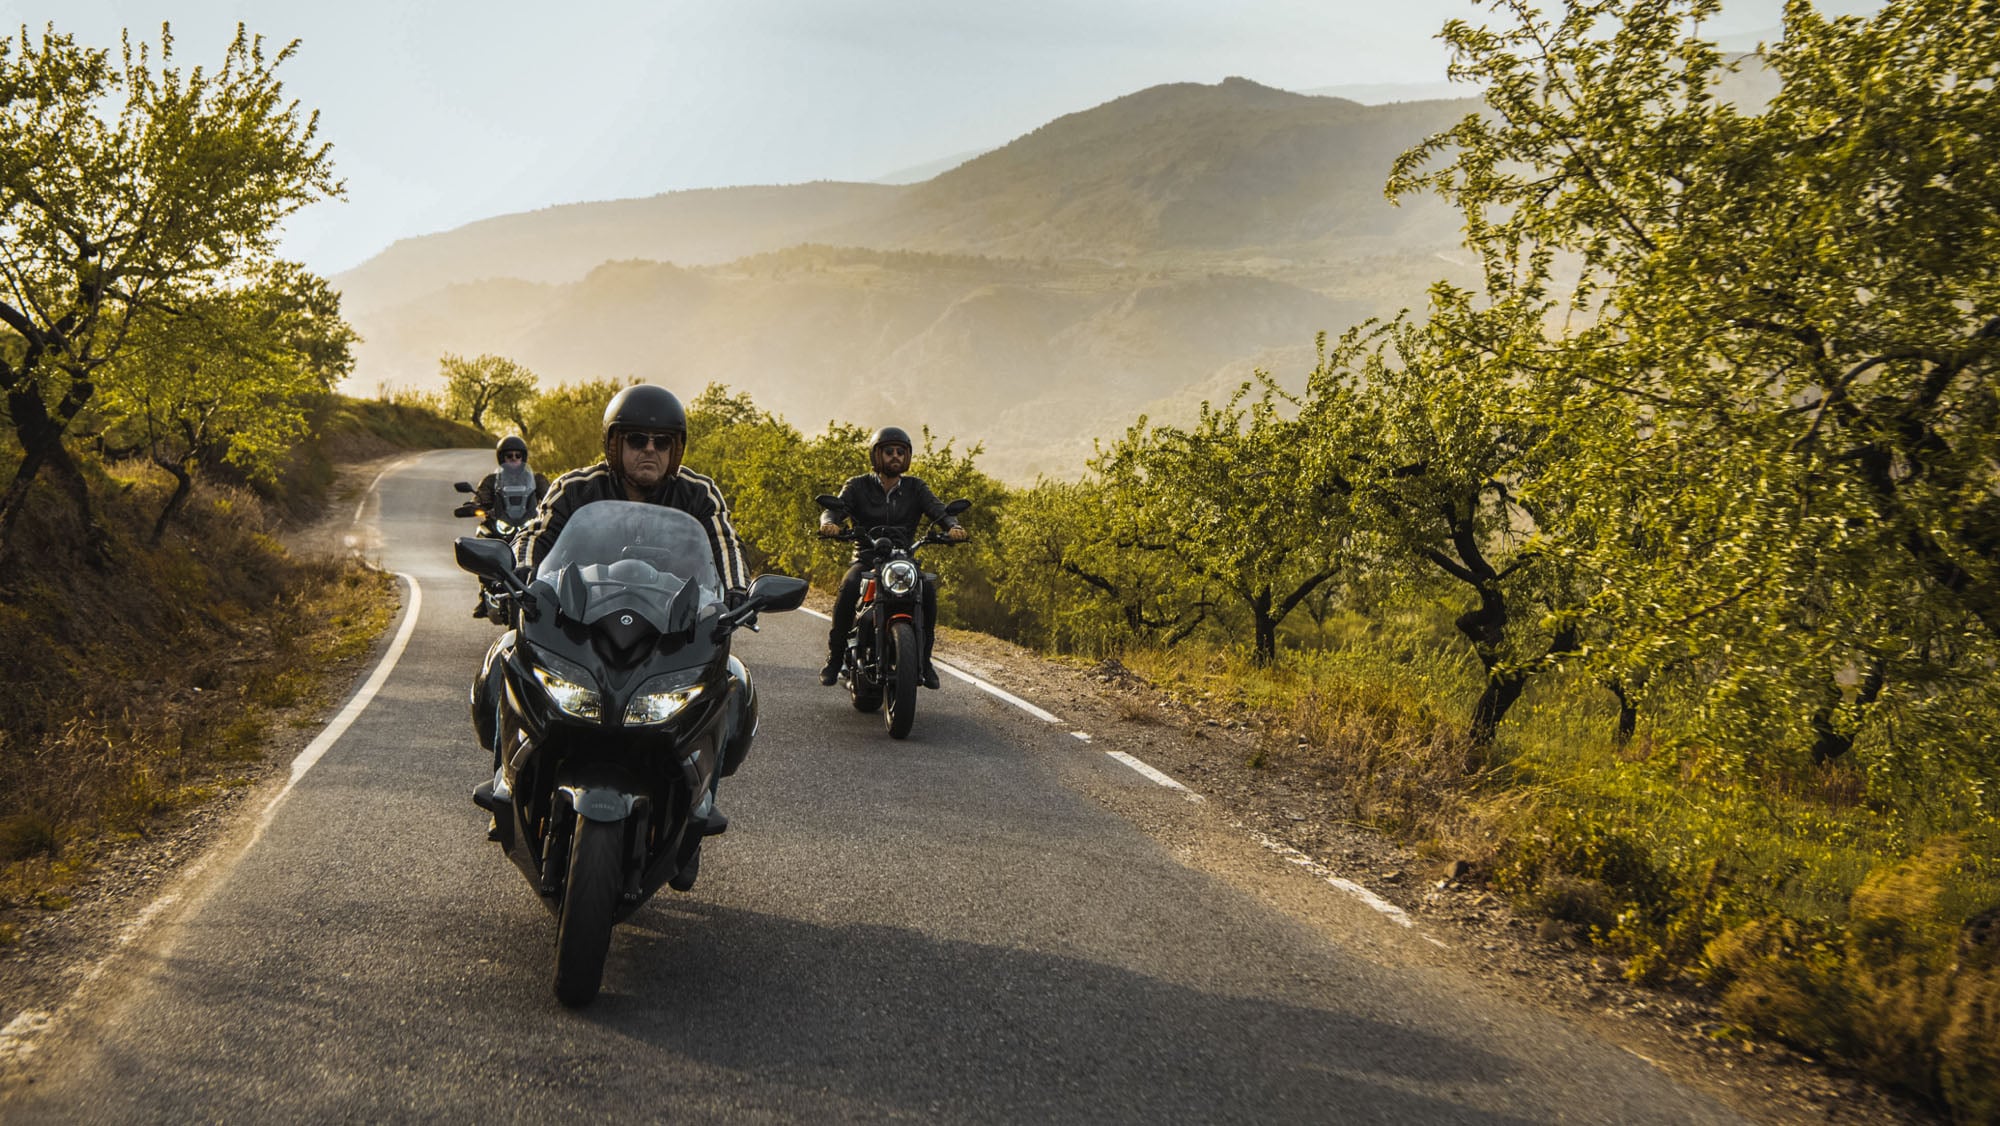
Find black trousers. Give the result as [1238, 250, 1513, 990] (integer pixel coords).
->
[828, 561, 936, 667]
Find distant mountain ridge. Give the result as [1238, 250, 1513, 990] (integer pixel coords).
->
[333, 77, 1483, 480]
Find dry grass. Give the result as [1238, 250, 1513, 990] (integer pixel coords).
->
[0, 456, 395, 911]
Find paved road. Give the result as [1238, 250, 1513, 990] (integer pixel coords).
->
[0, 450, 1751, 1124]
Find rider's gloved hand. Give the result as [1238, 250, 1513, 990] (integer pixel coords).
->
[819, 522, 842, 538]
[726, 587, 757, 629]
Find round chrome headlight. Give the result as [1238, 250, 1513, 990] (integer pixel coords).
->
[881, 558, 919, 595]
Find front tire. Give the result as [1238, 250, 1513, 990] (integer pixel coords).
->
[885, 619, 919, 739]
[553, 816, 623, 1007]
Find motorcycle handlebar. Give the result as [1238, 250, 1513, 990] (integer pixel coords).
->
[821, 526, 963, 553]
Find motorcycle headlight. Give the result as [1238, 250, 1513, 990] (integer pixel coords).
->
[882, 558, 919, 595]
[625, 668, 706, 726]
[531, 656, 602, 721]
[495, 519, 516, 535]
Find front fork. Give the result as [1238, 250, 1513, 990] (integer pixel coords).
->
[850, 593, 924, 682]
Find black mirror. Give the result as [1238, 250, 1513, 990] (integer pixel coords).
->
[746, 574, 808, 613]
[814, 493, 845, 511]
[454, 481, 475, 494]
[944, 499, 971, 516]
[455, 536, 517, 580]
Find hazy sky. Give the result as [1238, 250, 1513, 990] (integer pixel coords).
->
[5, 0, 1886, 275]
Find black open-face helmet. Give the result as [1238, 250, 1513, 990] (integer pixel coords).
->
[602, 385, 687, 476]
[870, 426, 913, 473]
[495, 434, 529, 465]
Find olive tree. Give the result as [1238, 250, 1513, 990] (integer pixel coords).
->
[95, 262, 354, 542]
[0, 24, 338, 559]
[1093, 376, 1351, 666]
[1306, 295, 1582, 752]
[440, 352, 538, 432]
[1390, 0, 2000, 766]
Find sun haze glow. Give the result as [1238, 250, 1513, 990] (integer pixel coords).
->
[2, 0, 1885, 274]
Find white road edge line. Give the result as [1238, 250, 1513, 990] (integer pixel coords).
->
[798, 607, 1063, 723]
[352, 454, 419, 525]
[795, 605, 1427, 938]
[251, 572, 422, 841]
[1249, 830, 1419, 930]
[1103, 751, 1205, 803]
[0, 570, 424, 1071]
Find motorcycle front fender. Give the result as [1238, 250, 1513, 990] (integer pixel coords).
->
[556, 763, 644, 824]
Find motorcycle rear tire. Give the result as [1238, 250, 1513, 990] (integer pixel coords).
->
[886, 619, 919, 739]
[553, 816, 623, 1007]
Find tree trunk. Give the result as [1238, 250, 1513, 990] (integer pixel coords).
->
[1250, 587, 1277, 666]
[1468, 671, 1528, 752]
[1809, 658, 1888, 765]
[1607, 678, 1639, 748]
[0, 386, 106, 568]
[149, 460, 194, 545]
[1465, 622, 1579, 764]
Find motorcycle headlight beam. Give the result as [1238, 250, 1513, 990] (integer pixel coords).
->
[882, 558, 919, 596]
[532, 663, 603, 721]
[625, 669, 707, 726]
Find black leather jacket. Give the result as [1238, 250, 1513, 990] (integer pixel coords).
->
[821, 473, 959, 564]
[516, 460, 750, 591]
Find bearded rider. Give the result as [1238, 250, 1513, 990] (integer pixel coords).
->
[817, 426, 966, 689]
[488, 384, 753, 831]
[470, 435, 548, 615]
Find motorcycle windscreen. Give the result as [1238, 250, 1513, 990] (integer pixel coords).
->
[536, 501, 725, 634]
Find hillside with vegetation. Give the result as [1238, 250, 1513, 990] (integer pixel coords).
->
[0, 24, 485, 948]
[441, 2, 1989, 1115]
[330, 78, 1481, 480]
[5, 2, 1997, 1119]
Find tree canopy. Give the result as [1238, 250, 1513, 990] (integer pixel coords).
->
[0, 23, 339, 560]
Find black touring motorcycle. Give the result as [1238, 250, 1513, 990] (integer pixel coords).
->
[453, 479, 533, 623]
[456, 501, 806, 1005]
[815, 493, 970, 739]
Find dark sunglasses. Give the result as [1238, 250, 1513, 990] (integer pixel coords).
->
[502, 451, 525, 461]
[876, 444, 911, 457]
[622, 431, 681, 452]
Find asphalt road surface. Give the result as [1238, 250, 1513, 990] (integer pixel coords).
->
[0, 450, 1753, 1124]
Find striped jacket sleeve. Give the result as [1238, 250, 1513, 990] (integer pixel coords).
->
[515, 464, 613, 570]
[679, 466, 751, 591]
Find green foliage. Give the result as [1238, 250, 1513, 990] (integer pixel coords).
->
[1082, 375, 1351, 666]
[1702, 838, 1999, 1107]
[520, 376, 631, 475]
[994, 478, 1165, 654]
[0, 21, 339, 550]
[680, 385, 1010, 631]
[93, 261, 358, 541]
[439, 352, 538, 432]
[685, 385, 840, 581]
[1391, 0, 2000, 776]
[1305, 292, 1589, 749]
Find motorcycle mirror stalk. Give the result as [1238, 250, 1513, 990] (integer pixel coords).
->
[714, 574, 809, 640]
[454, 537, 538, 611]
[454, 480, 475, 494]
